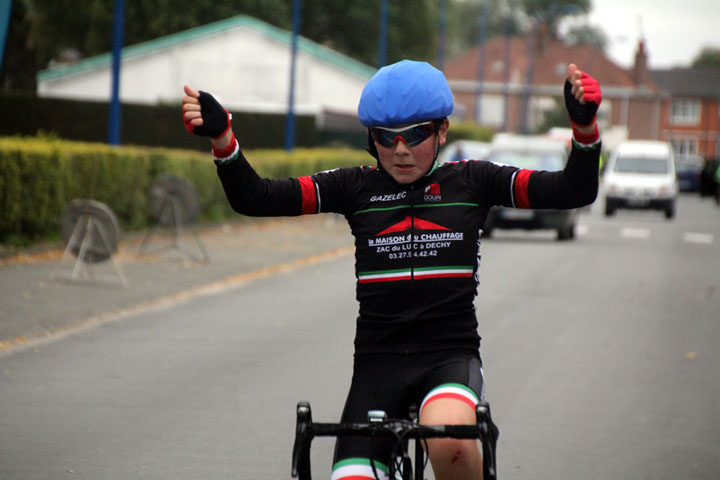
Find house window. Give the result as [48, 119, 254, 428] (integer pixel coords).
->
[671, 138, 699, 155]
[670, 99, 700, 126]
[476, 94, 504, 128]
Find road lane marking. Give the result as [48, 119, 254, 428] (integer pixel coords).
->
[682, 232, 714, 245]
[621, 227, 651, 239]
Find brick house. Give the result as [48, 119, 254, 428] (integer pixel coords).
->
[650, 67, 720, 159]
[443, 34, 667, 152]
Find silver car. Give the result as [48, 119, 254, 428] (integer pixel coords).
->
[483, 134, 578, 241]
[438, 140, 491, 165]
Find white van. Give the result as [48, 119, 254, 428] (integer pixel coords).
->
[603, 140, 678, 219]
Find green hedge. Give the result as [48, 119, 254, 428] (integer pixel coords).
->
[0, 135, 369, 247]
[445, 122, 495, 144]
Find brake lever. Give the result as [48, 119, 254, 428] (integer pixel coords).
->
[476, 401, 499, 480]
[292, 401, 313, 479]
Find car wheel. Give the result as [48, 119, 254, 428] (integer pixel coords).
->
[664, 202, 676, 219]
[604, 202, 615, 216]
[482, 227, 493, 239]
[557, 225, 575, 241]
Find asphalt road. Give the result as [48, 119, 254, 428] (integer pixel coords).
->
[1, 193, 719, 480]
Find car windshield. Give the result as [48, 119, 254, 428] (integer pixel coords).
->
[613, 156, 669, 174]
[676, 156, 703, 171]
[462, 145, 490, 160]
[488, 151, 565, 171]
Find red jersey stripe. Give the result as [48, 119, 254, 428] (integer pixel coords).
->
[298, 176, 318, 214]
[358, 274, 411, 284]
[514, 169, 534, 209]
[335, 476, 378, 480]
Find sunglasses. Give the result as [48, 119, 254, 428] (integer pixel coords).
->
[370, 121, 436, 148]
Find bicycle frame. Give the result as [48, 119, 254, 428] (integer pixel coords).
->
[291, 400, 498, 480]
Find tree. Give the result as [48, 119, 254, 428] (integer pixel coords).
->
[444, 0, 524, 60]
[692, 47, 720, 69]
[3, 0, 441, 92]
[299, 0, 437, 68]
[534, 97, 570, 134]
[519, 0, 590, 36]
[2, 0, 292, 92]
[0, 0, 38, 90]
[564, 24, 607, 51]
[23, 0, 291, 62]
[1, 0, 598, 93]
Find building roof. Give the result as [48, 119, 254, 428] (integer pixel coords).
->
[444, 34, 643, 90]
[650, 67, 720, 98]
[37, 15, 376, 82]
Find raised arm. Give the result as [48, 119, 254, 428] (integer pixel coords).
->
[520, 63, 603, 209]
[181, 86, 344, 218]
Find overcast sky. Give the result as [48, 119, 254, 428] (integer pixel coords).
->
[567, 0, 720, 69]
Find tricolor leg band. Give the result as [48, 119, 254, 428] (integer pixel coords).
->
[331, 458, 389, 480]
[419, 382, 480, 417]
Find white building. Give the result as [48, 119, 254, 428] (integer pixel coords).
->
[37, 15, 375, 126]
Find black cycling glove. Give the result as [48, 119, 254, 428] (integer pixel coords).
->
[185, 91, 231, 138]
[563, 72, 601, 126]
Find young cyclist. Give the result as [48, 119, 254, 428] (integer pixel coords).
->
[182, 59, 602, 480]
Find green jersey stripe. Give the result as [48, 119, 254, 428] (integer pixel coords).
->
[332, 457, 389, 472]
[353, 202, 479, 215]
[359, 266, 472, 277]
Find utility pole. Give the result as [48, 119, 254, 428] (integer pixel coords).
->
[0, 0, 11, 78]
[284, 0, 301, 151]
[437, 0, 447, 71]
[107, 0, 124, 145]
[378, 0, 389, 68]
[475, 1, 488, 124]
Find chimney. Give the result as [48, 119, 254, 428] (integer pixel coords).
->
[632, 39, 650, 85]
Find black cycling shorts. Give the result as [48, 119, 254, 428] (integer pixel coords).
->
[331, 350, 484, 479]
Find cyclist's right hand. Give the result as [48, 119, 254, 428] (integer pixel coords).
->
[182, 85, 232, 140]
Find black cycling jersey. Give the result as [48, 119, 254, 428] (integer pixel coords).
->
[215, 141, 599, 354]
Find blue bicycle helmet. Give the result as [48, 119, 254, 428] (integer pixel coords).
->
[358, 60, 454, 128]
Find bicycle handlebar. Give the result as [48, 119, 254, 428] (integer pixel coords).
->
[291, 400, 499, 480]
[307, 421, 483, 438]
